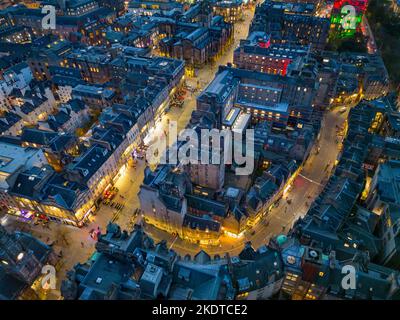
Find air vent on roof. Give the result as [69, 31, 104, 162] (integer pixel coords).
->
[149, 265, 157, 273]
[286, 255, 296, 265]
[258, 245, 268, 254]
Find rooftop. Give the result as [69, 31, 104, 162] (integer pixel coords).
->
[0, 142, 42, 173]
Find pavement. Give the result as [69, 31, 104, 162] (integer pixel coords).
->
[141, 107, 349, 256]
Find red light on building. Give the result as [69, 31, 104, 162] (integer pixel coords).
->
[258, 39, 271, 49]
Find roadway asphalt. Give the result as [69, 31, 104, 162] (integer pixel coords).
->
[2, 8, 257, 296]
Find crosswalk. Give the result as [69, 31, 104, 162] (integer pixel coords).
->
[298, 174, 324, 187]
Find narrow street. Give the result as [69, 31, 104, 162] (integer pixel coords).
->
[361, 16, 378, 54]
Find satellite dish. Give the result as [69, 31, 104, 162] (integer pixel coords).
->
[309, 250, 318, 258]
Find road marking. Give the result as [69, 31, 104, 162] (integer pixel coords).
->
[111, 211, 119, 223]
[298, 174, 324, 187]
[272, 215, 287, 223]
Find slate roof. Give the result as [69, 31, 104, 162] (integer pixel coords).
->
[0, 227, 52, 300]
[373, 160, 400, 205]
[171, 260, 231, 300]
[49, 134, 75, 153]
[42, 174, 87, 211]
[0, 112, 21, 133]
[70, 145, 110, 183]
[0, 272, 26, 300]
[72, 253, 139, 300]
[47, 108, 72, 131]
[10, 166, 51, 199]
